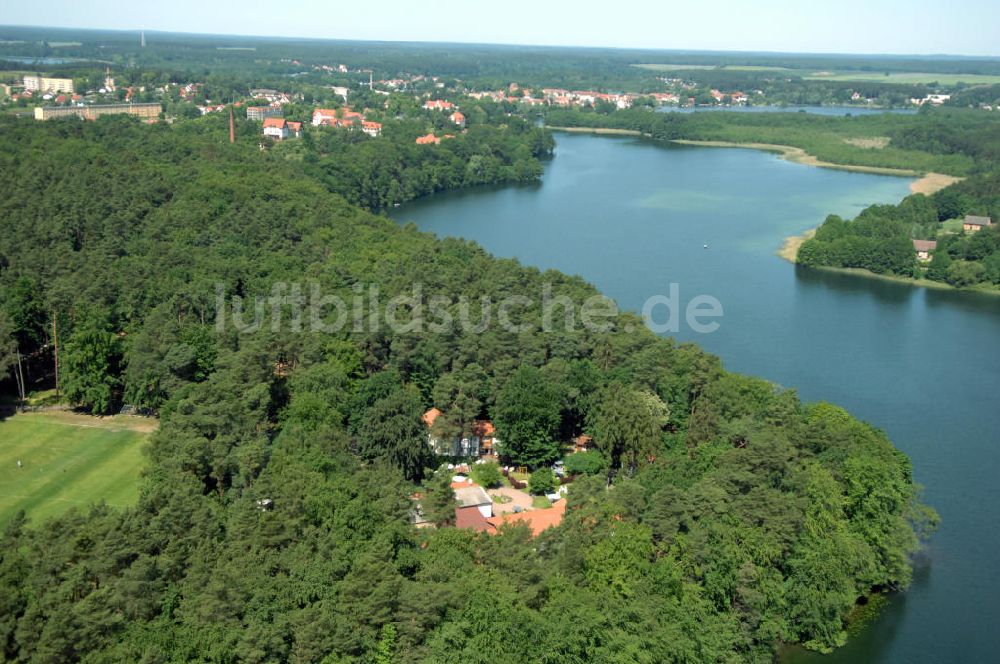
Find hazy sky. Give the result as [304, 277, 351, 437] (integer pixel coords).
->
[6, 0, 1000, 56]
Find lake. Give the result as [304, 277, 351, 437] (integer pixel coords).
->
[392, 133, 1000, 662]
[657, 105, 916, 116]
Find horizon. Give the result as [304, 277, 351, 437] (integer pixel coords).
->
[3, 0, 999, 58]
[4, 24, 1000, 62]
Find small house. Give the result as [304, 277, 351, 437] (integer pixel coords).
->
[361, 120, 382, 137]
[963, 215, 993, 233]
[262, 117, 290, 140]
[423, 99, 455, 111]
[422, 408, 499, 457]
[449, 111, 466, 127]
[913, 239, 937, 262]
[454, 485, 493, 518]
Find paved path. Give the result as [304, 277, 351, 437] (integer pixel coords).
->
[487, 486, 533, 514]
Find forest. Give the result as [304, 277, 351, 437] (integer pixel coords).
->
[0, 106, 938, 662]
[797, 174, 1000, 286]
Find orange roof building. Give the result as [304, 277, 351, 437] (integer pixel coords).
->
[422, 407, 442, 427]
[486, 500, 566, 536]
[416, 133, 442, 145]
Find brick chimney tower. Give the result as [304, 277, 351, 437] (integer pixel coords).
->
[229, 107, 235, 144]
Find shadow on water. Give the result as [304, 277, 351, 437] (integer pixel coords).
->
[793, 265, 915, 306]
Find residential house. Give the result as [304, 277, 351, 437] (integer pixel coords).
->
[422, 408, 499, 456]
[449, 111, 466, 127]
[913, 239, 937, 262]
[312, 108, 339, 126]
[262, 116, 289, 139]
[572, 434, 594, 454]
[454, 484, 493, 519]
[455, 505, 493, 531]
[261, 117, 302, 140]
[486, 500, 566, 536]
[416, 133, 442, 145]
[963, 215, 993, 232]
[361, 120, 382, 137]
[313, 107, 365, 128]
[471, 420, 497, 456]
[423, 99, 455, 111]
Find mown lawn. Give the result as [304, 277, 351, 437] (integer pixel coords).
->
[0, 411, 153, 526]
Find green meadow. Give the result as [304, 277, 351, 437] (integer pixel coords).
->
[634, 63, 793, 72]
[804, 71, 1000, 85]
[633, 64, 1000, 85]
[0, 411, 152, 525]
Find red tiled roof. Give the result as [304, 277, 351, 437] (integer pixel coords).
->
[471, 420, 495, 437]
[455, 506, 493, 532]
[486, 500, 566, 536]
[286, 121, 302, 130]
[262, 117, 286, 129]
[416, 133, 441, 145]
[422, 407, 442, 427]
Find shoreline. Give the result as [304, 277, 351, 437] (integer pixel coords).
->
[776, 171, 963, 265]
[548, 126, 647, 136]
[550, 128, 983, 295]
[803, 265, 1000, 296]
[778, 228, 816, 262]
[671, 139, 928, 177]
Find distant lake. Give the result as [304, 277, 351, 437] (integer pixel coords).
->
[0, 55, 93, 65]
[393, 133, 1000, 663]
[658, 105, 916, 116]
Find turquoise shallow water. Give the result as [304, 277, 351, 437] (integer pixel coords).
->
[392, 133, 1000, 663]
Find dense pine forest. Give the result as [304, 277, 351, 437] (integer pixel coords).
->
[0, 112, 936, 662]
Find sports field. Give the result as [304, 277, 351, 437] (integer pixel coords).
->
[0, 411, 154, 525]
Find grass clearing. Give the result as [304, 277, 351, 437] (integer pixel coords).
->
[843, 136, 891, 149]
[532, 495, 552, 509]
[0, 411, 154, 526]
[634, 63, 794, 72]
[805, 71, 1000, 85]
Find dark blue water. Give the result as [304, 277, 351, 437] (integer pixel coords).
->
[392, 133, 1000, 663]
